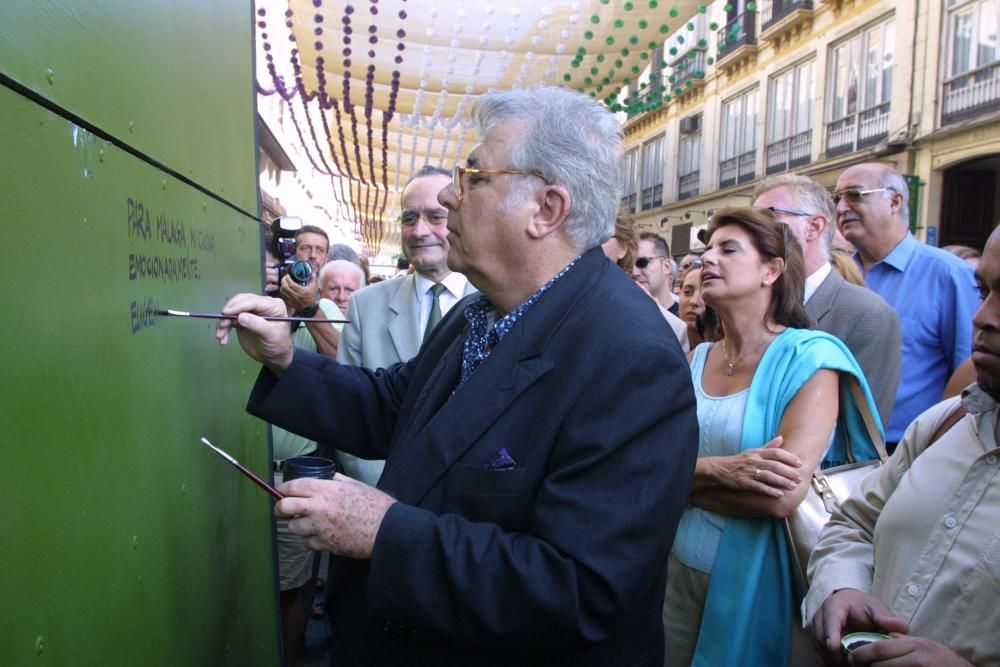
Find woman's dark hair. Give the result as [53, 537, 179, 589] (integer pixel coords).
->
[696, 306, 722, 342]
[706, 207, 813, 330]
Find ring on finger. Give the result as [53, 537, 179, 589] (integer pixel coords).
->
[754, 468, 764, 481]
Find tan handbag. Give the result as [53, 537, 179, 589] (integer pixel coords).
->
[784, 378, 888, 597]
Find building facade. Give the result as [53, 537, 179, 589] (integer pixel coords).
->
[621, 0, 1000, 257]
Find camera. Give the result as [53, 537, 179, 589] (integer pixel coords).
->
[269, 216, 314, 286]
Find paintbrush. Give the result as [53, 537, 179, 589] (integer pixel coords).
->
[199, 437, 284, 501]
[158, 308, 348, 324]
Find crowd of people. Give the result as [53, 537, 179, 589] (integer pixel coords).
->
[218, 86, 995, 666]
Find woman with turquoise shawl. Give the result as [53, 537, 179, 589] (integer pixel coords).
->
[662, 208, 883, 666]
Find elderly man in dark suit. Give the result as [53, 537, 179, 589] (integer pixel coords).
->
[216, 87, 698, 666]
[753, 174, 902, 429]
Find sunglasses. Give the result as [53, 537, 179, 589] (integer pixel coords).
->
[831, 187, 890, 206]
[634, 255, 666, 269]
[681, 258, 703, 270]
[451, 164, 548, 203]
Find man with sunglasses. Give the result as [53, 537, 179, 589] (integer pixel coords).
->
[833, 162, 978, 448]
[752, 174, 901, 429]
[216, 87, 697, 666]
[632, 232, 680, 315]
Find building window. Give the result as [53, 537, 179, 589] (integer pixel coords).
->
[640, 135, 665, 210]
[678, 114, 702, 201]
[621, 148, 639, 213]
[766, 60, 814, 175]
[943, 0, 1000, 125]
[826, 17, 895, 157]
[720, 88, 759, 189]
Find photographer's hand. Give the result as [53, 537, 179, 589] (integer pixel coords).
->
[264, 264, 281, 296]
[215, 293, 294, 374]
[279, 274, 320, 313]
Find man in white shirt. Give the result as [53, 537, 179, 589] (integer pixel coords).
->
[752, 174, 901, 430]
[632, 232, 679, 315]
[336, 165, 476, 485]
[319, 259, 365, 316]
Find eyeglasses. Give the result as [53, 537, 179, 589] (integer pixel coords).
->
[451, 164, 548, 203]
[400, 208, 449, 226]
[680, 258, 703, 270]
[831, 187, 891, 206]
[755, 205, 814, 217]
[634, 255, 666, 269]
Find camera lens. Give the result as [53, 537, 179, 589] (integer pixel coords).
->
[289, 260, 314, 286]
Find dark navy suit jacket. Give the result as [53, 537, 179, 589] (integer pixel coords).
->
[248, 248, 698, 666]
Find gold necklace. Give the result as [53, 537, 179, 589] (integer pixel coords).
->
[720, 337, 770, 376]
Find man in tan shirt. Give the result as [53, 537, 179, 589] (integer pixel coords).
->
[805, 225, 1000, 666]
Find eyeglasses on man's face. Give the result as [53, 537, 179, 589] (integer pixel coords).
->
[400, 208, 449, 227]
[634, 255, 666, 269]
[451, 164, 548, 203]
[754, 206, 814, 217]
[680, 258, 703, 271]
[831, 187, 891, 206]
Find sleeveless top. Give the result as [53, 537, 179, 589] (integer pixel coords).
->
[671, 342, 748, 573]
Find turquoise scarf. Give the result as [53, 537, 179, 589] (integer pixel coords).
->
[691, 328, 883, 666]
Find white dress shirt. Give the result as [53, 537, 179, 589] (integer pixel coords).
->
[413, 271, 469, 337]
[803, 261, 832, 304]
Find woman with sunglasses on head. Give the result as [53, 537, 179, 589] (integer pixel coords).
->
[662, 207, 884, 666]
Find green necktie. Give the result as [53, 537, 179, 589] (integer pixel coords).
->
[422, 283, 447, 342]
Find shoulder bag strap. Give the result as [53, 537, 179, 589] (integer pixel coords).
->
[846, 377, 890, 463]
[927, 402, 968, 448]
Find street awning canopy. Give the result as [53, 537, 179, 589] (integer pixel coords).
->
[257, 0, 707, 254]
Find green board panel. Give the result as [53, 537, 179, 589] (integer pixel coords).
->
[0, 0, 258, 214]
[0, 84, 279, 664]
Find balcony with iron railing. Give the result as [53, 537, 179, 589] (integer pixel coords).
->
[765, 129, 812, 175]
[760, 0, 814, 42]
[716, 13, 757, 64]
[719, 150, 757, 189]
[678, 171, 700, 201]
[942, 61, 1000, 126]
[826, 102, 890, 157]
[672, 50, 708, 93]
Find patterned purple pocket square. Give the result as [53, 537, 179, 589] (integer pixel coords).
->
[485, 447, 517, 471]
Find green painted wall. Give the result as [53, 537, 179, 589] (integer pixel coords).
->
[0, 1, 258, 213]
[0, 2, 279, 664]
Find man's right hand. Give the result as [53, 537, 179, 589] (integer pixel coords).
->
[215, 293, 295, 374]
[812, 588, 909, 665]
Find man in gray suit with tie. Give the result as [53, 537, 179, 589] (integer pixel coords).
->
[753, 174, 901, 429]
[337, 165, 476, 485]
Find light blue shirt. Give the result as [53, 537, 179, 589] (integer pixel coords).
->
[855, 232, 978, 441]
[671, 343, 748, 573]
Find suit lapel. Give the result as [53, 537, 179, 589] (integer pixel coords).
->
[806, 269, 841, 324]
[378, 249, 606, 505]
[379, 321, 553, 504]
[387, 274, 421, 362]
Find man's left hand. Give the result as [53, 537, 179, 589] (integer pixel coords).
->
[848, 635, 973, 667]
[275, 475, 396, 559]
[279, 274, 320, 313]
